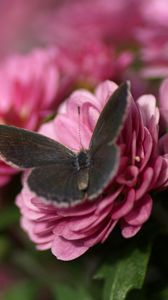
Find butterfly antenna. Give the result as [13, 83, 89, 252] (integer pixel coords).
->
[77, 106, 83, 149]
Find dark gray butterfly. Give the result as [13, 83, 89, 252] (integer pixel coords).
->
[0, 82, 130, 206]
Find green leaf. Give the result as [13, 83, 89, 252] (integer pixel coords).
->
[153, 288, 168, 300]
[2, 281, 37, 300]
[52, 283, 93, 300]
[126, 289, 147, 300]
[0, 235, 10, 259]
[12, 251, 53, 287]
[95, 245, 151, 300]
[42, 112, 56, 123]
[0, 206, 19, 230]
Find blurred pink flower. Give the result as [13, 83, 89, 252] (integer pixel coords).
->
[0, 0, 58, 57]
[0, 0, 141, 59]
[16, 80, 168, 261]
[37, 0, 142, 48]
[159, 78, 168, 131]
[136, 0, 168, 78]
[3, 0, 168, 86]
[34, 0, 142, 86]
[0, 48, 59, 186]
[59, 41, 133, 86]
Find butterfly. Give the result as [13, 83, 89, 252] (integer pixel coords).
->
[0, 82, 130, 206]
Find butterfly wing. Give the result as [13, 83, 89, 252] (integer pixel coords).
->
[28, 163, 84, 206]
[89, 82, 130, 151]
[87, 143, 119, 199]
[87, 82, 130, 199]
[0, 82, 130, 205]
[0, 125, 84, 206]
[0, 125, 74, 168]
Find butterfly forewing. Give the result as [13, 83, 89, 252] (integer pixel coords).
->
[0, 125, 74, 168]
[89, 82, 130, 152]
[87, 82, 130, 200]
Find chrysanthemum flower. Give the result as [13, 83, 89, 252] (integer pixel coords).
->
[16, 80, 168, 260]
[136, 0, 168, 78]
[0, 48, 59, 186]
[159, 78, 168, 132]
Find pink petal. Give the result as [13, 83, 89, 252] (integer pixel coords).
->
[135, 167, 153, 200]
[121, 222, 142, 238]
[124, 194, 153, 226]
[51, 236, 89, 261]
[95, 80, 118, 107]
[137, 95, 159, 125]
[112, 189, 135, 219]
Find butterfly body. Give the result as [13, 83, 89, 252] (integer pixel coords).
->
[74, 150, 90, 191]
[75, 150, 90, 171]
[0, 82, 130, 207]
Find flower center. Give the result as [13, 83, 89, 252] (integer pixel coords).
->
[135, 156, 141, 162]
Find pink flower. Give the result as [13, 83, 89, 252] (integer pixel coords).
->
[159, 78, 168, 131]
[0, 48, 59, 186]
[58, 41, 133, 86]
[160, 134, 168, 157]
[16, 80, 168, 261]
[136, 0, 168, 78]
[0, 0, 61, 57]
[34, 0, 141, 85]
[37, 0, 142, 48]
[159, 79, 168, 155]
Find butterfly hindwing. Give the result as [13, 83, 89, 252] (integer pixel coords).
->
[28, 161, 84, 206]
[87, 143, 119, 199]
[0, 125, 74, 168]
